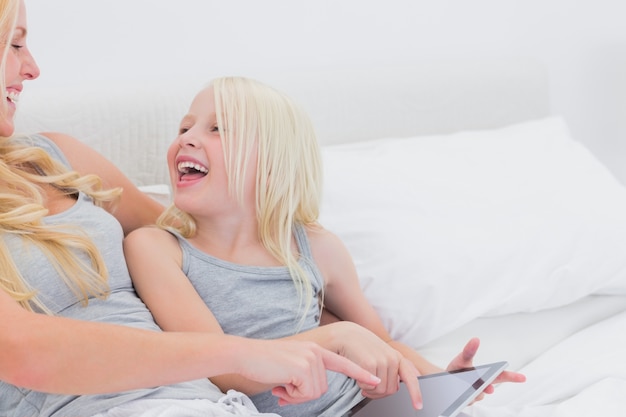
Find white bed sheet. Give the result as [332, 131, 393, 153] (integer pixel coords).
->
[468, 307, 626, 417]
[418, 294, 626, 370]
[417, 294, 626, 417]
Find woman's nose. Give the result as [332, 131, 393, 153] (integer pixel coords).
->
[22, 49, 40, 80]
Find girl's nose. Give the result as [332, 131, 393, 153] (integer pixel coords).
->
[180, 131, 200, 148]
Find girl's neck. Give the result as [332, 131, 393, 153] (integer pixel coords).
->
[188, 217, 282, 267]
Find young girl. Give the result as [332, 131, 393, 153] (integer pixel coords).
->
[124, 77, 524, 417]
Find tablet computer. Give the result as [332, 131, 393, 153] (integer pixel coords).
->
[343, 361, 508, 417]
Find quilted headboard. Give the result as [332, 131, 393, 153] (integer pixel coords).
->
[14, 57, 550, 187]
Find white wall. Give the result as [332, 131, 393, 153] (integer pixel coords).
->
[23, 0, 626, 183]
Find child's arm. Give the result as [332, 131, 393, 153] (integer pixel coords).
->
[307, 226, 425, 354]
[308, 225, 525, 400]
[307, 225, 426, 404]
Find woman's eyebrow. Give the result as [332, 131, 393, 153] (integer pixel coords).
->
[12, 27, 27, 39]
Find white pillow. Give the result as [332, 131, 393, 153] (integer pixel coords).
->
[318, 117, 626, 347]
[138, 184, 172, 206]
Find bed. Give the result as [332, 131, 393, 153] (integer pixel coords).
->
[14, 57, 626, 417]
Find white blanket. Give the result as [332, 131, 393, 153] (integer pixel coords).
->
[91, 390, 281, 417]
[466, 310, 626, 417]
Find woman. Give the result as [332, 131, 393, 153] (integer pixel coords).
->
[0, 1, 380, 416]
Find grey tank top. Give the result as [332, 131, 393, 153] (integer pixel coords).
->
[173, 224, 364, 417]
[0, 134, 222, 417]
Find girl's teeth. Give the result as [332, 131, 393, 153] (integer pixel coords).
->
[178, 161, 208, 174]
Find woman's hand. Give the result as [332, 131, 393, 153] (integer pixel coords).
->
[237, 338, 381, 406]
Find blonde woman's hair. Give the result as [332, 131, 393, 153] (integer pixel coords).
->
[0, 0, 121, 312]
[159, 77, 323, 327]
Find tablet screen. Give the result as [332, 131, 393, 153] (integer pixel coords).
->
[344, 361, 508, 417]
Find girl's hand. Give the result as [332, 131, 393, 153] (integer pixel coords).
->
[446, 338, 526, 401]
[325, 322, 423, 410]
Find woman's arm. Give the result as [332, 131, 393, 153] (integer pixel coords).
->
[42, 132, 164, 234]
[0, 287, 379, 404]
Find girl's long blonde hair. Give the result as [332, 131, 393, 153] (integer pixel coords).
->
[158, 77, 323, 326]
[0, 0, 121, 313]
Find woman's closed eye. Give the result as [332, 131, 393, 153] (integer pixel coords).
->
[11, 29, 27, 51]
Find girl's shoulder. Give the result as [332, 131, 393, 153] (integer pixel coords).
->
[124, 226, 180, 254]
[303, 222, 338, 246]
[304, 223, 353, 276]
